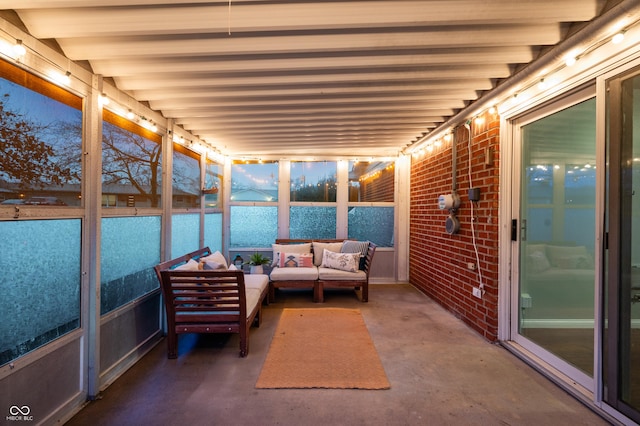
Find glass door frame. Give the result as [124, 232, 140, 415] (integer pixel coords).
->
[604, 64, 640, 423]
[508, 85, 599, 393]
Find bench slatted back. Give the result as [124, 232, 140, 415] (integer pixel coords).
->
[159, 270, 247, 325]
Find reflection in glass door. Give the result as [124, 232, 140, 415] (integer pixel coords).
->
[606, 69, 640, 423]
[517, 95, 596, 385]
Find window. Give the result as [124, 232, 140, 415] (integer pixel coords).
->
[231, 161, 278, 202]
[230, 206, 277, 248]
[100, 111, 163, 314]
[204, 159, 223, 209]
[100, 216, 161, 315]
[171, 213, 200, 258]
[290, 206, 336, 239]
[0, 219, 81, 365]
[230, 161, 278, 247]
[102, 110, 162, 208]
[347, 160, 395, 247]
[0, 61, 82, 207]
[348, 161, 394, 202]
[204, 212, 223, 252]
[348, 206, 394, 247]
[291, 161, 336, 202]
[172, 144, 201, 209]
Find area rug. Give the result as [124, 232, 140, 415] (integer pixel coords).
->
[255, 308, 390, 389]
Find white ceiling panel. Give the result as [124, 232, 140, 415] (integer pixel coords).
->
[1, 0, 609, 157]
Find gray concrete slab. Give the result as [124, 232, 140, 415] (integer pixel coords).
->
[65, 284, 609, 426]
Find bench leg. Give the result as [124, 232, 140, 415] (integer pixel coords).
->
[254, 307, 262, 327]
[361, 284, 368, 302]
[268, 282, 276, 303]
[167, 330, 178, 359]
[314, 281, 324, 303]
[239, 324, 249, 357]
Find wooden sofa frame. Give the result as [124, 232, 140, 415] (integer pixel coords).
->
[269, 239, 376, 303]
[154, 247, 268, 358]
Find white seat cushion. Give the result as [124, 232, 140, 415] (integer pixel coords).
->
[270, 266, 318, 281]
[243, 274, 269, 293]
[245, 288, 264, 317]
[318, 267, 366, 281]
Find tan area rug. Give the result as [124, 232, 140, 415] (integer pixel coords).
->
[255, 308, 390, 389]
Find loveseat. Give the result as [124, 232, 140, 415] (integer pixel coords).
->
[154, 247, 269, 358]
[269, 239, 376, 303]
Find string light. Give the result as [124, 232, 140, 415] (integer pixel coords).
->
[407, 18, 638, 157]
[98, 93, 109, 106]
[612, 31, 625, 44]
[13, 39, 25, 57]
[565, 54, 577, 67]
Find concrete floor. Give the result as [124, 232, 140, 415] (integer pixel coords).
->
[65, 284, 609, 426]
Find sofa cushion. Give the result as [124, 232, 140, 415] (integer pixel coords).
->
[280, 252, 314, 267]
[318, 267, 367, 281]
[245, 288, 264, 317]
[270, 266, 318, 281]
[271, 243, 312, 267]
[244, 273, 269, 293]
[321, 250, 359, 272]
[545, 245, 592, 269]
[312, 241, 344, 266]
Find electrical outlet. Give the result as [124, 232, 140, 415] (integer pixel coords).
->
[521, 293, 532, 309]
[467, 262, 476, 270]
[472, 287, 482, 299]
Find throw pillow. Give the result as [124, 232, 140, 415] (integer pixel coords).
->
[341, 240, 370, 270]
[199, 260, 226, 270]
[321, 250, 359, 273]
[199, 251, 228, 269]
[272, 243, 312, 267]
[312, 241, 344, 266]
[174, 259, 200, 271]
[280, 252, 314, 268]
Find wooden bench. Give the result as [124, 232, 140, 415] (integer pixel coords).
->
[154, 247, 269, 358]
[269, 239, 376, 303]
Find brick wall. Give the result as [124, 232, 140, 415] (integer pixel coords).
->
[409, 111, 500, 341]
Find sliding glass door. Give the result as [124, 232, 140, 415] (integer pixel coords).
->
[513, 88, 596, 389]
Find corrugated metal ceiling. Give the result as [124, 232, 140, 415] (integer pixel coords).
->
[0, 0, 608, 157]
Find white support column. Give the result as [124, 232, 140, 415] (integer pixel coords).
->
[222, 157, 232, 255]
[336, 159, 349, 239]
[396, 154, 411, 282]
[278, 160, 290, 239]
[162, 120, 174, 260]
[83, 74, 103, 399]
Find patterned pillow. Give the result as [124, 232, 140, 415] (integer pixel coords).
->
[341, 240, 369, 270]
[280, 252, 314, 268]
[272, 243, 312, 267]
[321, 250, 359, 273]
